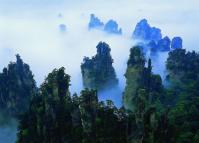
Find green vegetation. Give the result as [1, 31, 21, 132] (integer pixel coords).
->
[123, 46, 163, 111]
[81, 42, 118, 90]
[0, 46, 198, 143]
[123, 46, 167, 143]
[16, 68, 127, 143]
[17, 67, 74, 143]
[166, 49, 199, 143]
[0, 54, 37, 117]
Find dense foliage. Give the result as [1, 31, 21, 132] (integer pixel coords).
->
[16, 68, 127, 143]
[123, 46, 170, 143]
[81, 42, 118, 90]
[166, 49, 199, 142]
[123, 46, 163, 111]
[0, 45, 198, 143]
[0, 54, 37, 117]
[123, 47, 199, 143]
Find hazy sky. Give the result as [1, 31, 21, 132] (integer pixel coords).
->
[0, 0, 199, 93]
[0, 1, 199, 142]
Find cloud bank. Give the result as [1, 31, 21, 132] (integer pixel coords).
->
[0, 1, 198, 142]
[0, 0, 198, 103]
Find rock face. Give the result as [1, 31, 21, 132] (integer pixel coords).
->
[148, 37, 171, 53]
[123, 46, 164, 143]
[148, 40, 158, 52]
[133, 19, 162, 42]
[123, 46, 163, 111]
[171, 37, 183, 49]
[104, 20, 122, 35]
[157, 36, 171, 51]
[123, 46, 146, 110]
[88, 14, 122, 35]
[0, 55, 37, 116]
[81, 42, 118, 90]
[133, 19, 183, 54]
[88, 14, 104, 29]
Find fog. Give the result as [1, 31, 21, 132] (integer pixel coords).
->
[0, 112, 17, 143]
[0, 1, 199, 142]
[0, 119, 17, 143]
[0, 127, 17, 143]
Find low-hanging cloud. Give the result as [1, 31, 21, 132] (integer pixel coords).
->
[0, 1, 199, 142]
[0, 0, 198, 103]
[1, 0, 198, 91]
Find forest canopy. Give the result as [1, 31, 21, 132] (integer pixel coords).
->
[0, 31, 198, 143]
[0, 45, 195, 143]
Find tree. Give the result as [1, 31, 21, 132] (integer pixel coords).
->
[79, 89, 98, 143]
[123, 46, 163, 111]
[0, 54, 37, 117]
[165, 49, 199, 142]
[124, 46, 166, 143]
[17, 68, 74, 143]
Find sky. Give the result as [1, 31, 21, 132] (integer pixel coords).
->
[0, 1, 199, 142]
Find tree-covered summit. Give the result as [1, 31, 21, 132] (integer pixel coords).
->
[15, 46, 199, 143]
[17, 68, 127, 143]
[0, 54, 37, 117]
[123, 46, 163, 111]
[81, 42, 118, 90]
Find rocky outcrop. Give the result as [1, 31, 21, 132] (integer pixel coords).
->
[81, 42, 118, 90]
[104, 20, 122, 35]
[133, 19, 162, 42]
[88, 14, 104, 30]
[133, 19, 183, 53]
[0, 55, 37, 116]
[157, 36, 171, 51]
[88, 14, 122, 35]
[123, 46, 163, 110]
[171, 37, 183, 49]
